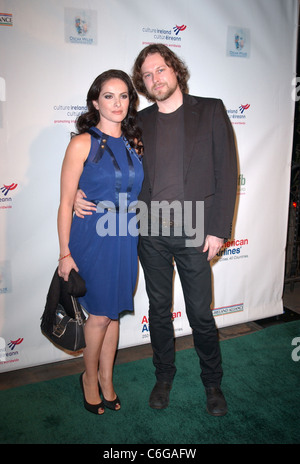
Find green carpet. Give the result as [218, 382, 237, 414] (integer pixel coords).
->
[1, 321, 300, 445]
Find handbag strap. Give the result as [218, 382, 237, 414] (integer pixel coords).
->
[70, 296, 85, 325]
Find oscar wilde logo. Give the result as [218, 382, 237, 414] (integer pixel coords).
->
[75, 16, 88, 35]
[235, 33, 244, 51]
[1, 183, 17, 196]
[65, 8, 97, 45]
[226, 26, 251, 58]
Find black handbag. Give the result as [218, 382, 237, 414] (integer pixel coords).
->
[41, 268, 87, 352]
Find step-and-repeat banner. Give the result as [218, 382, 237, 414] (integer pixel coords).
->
[0, 0, 298, 371]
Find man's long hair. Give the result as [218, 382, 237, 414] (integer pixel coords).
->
[132, 43, 190, 101]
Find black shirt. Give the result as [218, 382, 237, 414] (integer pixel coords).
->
[152, 105, 184, 205]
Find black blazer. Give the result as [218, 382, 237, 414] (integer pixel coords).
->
[137, 93, 238, 250]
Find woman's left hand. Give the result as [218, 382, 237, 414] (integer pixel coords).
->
[58, 255, 79, 281]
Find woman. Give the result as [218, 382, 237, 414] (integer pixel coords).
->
[57, 70, 143, 415]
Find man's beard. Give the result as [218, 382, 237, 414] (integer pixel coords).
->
[148, 82, 178, 102]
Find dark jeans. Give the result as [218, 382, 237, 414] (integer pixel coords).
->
[139, 234, 223, 387]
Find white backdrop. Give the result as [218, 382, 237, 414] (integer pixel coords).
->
[0, 0, 298, 371]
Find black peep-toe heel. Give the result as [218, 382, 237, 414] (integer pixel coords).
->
[79, 373, 105, 415]
[102, 394, 121, 411]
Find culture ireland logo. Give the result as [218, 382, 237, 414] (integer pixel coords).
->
[239, 104, 250, 113]
[173, 24, 187, 35]
[0, 337, 23, 365]
[8, 338, 24, 350]
[227, 103, 250, 125]
[0, 182, 18, 210]
[142, 24, 187, 47]
[1, 183, 17, 196]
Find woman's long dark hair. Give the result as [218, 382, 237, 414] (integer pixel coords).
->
[75, 70, 142, 154]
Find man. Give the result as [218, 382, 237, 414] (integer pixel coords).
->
[75, 44, 237, 415]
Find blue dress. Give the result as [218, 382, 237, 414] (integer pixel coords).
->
[69, 127, 144, 318]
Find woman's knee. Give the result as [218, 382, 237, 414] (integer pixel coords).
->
[88, 314, 112, 329]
